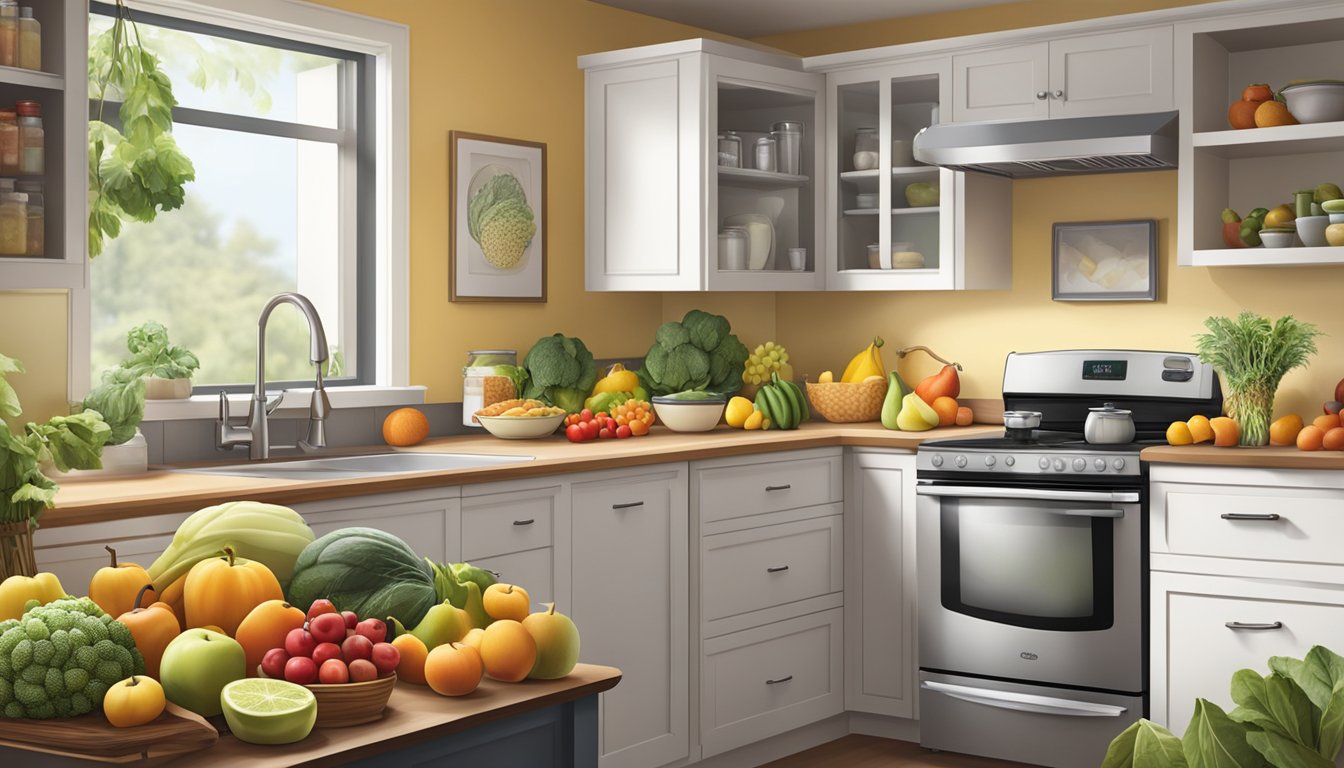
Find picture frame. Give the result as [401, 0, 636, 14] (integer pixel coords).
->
[1051, 219, 1157, 302]
[449, 131, 547, 302]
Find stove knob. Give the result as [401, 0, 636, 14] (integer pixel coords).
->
[1038, 457, 1050, 470]
[1094, 458, 1106, 471]
[1052, 458, 1065, 471]
[1072, 458, 1086, 472]
[954, 455, 968, 468]
[931, 454, 943, 468]
[984, 455, 996, 467]
[1004, 456, 1015, 467]
[1113, 458, 1126, 471]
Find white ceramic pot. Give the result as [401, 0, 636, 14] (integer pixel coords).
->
[143, 376, 192, 399]
[44, 430, 148, 479]
[1084, 403, 1135, 444]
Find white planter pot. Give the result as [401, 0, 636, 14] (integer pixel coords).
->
[143, 376, 192, 399]
[44, 430, 149, 480]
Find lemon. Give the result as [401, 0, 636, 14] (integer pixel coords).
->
[1166, 421, 1194, 446]
[1186, 414, 1214, 444]
[725, 396, 754, 428]
[1263, 204, 1295, 229]
[220, 678, 316, 745]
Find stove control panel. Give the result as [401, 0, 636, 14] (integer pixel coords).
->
[917, 449, 1139, 476]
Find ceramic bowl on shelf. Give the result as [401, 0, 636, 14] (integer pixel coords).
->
[855, 192, 879, 209]
[1297, 215, 1329, 247]
[651, 395, 726, 432]
[1258, 228, 1296, 249]
[1281, 81, 1344, 124]
[476, 413, 566, 439]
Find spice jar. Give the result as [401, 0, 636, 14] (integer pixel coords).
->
[0, 1, 15, 68]
[15, 178, 40, 256]
[853, 128, 879, 171]
[717, 131, 741, 168]
[0, 190, 26, 256]
[462, 350, 518, 427]
[15, 100, 40, 174]
[0, 109, 17, 176]
[16, 6, 35, 70]
[753, 136, 776, 173]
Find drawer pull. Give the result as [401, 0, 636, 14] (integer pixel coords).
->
[765, 484, 791, 492]
[765, 675, 793, 685]
[1220, 513, 1280, 521]
[512, 518, 535, 526]
[766, 565, 790, 573]
[612, 501, 644, 510]
[1225, 621, 1283, 631]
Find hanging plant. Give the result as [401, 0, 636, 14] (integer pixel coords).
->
[87, 0, 195, 257]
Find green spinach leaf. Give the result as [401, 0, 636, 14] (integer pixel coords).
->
[1246, 731, 1334, 768]
[1183, 698, 1267, 768]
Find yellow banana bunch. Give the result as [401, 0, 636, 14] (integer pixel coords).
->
[841, 337, 885, 383]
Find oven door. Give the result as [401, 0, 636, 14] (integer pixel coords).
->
[916, 482, 1142, 693]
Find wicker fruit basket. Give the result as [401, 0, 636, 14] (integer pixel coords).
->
[0, 521, 37, 580]
[805, 378, 888, 423]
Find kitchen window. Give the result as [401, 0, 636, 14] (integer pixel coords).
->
[82, 0, 407, 395]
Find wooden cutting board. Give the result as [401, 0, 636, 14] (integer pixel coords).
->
[0, 702, 218, 763]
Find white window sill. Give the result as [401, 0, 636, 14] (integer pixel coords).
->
[142, 385, 427, 421]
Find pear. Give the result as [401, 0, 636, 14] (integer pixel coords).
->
[895, 392, 938, 431]
[880, 371, 907, 430]
[462, 580, 494, 629]
[410, 598, 473, 649]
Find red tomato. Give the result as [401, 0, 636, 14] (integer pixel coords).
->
[599, 427, 613, 439]
[583, 420, 600, 440]
[580, 409, 594, 422]
[566, 423, 586, 443]
[616, 425, 632, 439]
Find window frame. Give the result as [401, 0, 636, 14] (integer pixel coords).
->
[72, 0, 409, 406]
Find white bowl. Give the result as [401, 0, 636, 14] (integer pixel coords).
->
[1282, 82, 1344, 124]
[651, 397, 726, 432]
[1258, 229, 1295, 248]
[1330, 212, 1344, 225]
[1297, 215, 1329, 247]
[855, 192, 879, 209]
[476, 413, 565, 439]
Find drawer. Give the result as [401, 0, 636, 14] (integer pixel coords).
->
[702, 510, 842, 622]
[700, 608, 843, 757]
[572, 472, 674, 520]
[461, 491, 555, 561]
[697, 453, 841, 524]
[1154, 481, 1344, 565]
[473, 548, 553, 607]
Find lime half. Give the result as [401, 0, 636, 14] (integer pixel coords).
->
[220, 678, 317, 745]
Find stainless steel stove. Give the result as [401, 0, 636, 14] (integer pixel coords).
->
[914, 350, 1222, 768]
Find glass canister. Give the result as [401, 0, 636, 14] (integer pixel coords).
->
[15, 99, 40, 175]
[717, 131, 741, 168]
[771, 121, 804, 176]
[0, 190, 26, 256]
[718, 226, 748, 270]
[462, 349, 517, 426]
[16, 6, 36, 71]
[15, 178, 39, 256]
[753, 136, 776, 173]
[853, 127, 879, 171]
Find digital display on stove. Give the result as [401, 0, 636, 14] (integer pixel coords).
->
[1082, 360, 1128, 380]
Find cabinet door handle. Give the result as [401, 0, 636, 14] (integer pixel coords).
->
[512, 518, 535, 526]
[1052, 89, 1065, 99]
[1221, 513, 1280, 521]
[1035, 90, 1048, 100]
[765, 484, 791, 492]
[612, 501, 643, 510]
[766, 565, 790, 573]
[1225, 621, 1283, 631]
[766, 675, 793, 685]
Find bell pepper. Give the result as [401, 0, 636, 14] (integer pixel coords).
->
[1220, 208, 1244, 249]
[1239, 207, 1269, 247]
[0, 572, 66, 621]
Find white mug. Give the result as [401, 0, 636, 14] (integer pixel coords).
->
[788, 247, 806, 271]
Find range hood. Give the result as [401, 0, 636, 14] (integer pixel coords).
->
[912, 111, 1178, 178]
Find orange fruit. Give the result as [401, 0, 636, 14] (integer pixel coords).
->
[930, 396, 959, 427]
[1227, 99, 1258, 129]
[424, 643, 483, 696]
[1324, 427, 1344, 452]
[1242, 83, 1273, 102]
[383, 407, 430, 447]
[391, 632, 429, 685]
[1186, 415, 1215, 444]
[954, 406, 974, 427]
[1166, 421, 1193, 446]
[1269, 414, 1304, 447]
[1298, 425, 1325, 452]
[1254, 100, 1298, 128]
[478, 620, 537, 683]
[1210, 417, 1240, 447]
[1313, 413, 1340, 432]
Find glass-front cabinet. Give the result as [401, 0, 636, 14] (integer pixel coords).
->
[824, 58, 1011, 291]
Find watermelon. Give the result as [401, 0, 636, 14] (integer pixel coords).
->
[286, 527, 438, 628]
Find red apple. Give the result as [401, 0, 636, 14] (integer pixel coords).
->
[341, 611, 359, 630]
[348, 658, 378, 683]
[355, 618, 387, 644]
[312, 642, 343, 666]
[319, 658, 350, 684]
[306, 599, 338, 621]
[284, 655, 319, 685]
[371, 642, 400, 676]
[342, 634, 373, 663]
[309, 612, 347, 644]
[284, 628, 316, 658]
[261, 647, 290, 679]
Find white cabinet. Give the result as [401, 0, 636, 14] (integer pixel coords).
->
[461, 480, 565, 607]
[825, 59, 1011, 291]
[952, 27, 1172, 123]
[844, 450, 917, 718]
[570, 464, 689, 768]
[581, 39, 825, 292]
[297, 489, 461, 565]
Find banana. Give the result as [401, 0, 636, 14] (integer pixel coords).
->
[763, 384, 794, 430]
[754, 388, 776, 430]
[841, 337, 885, 384]
[784, 380, 811, 423]
[773, 374, 807, 427]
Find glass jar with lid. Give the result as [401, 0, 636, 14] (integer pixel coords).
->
[0, 109, 17, 176]
[0, 1, 16, 68]
[15, 99, 41, 175]
[717, 131, 741, 168]
[0, 189, 26, 256]
[853, 128, 879, 171]
[753, 136, 776, 173]
[462, 349, 518, 426]
[15, 178, 40, 256]
[771, 121, 804, 176]
[718, 226, 748, 270]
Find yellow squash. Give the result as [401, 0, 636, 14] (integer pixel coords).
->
[90, 546, 154, 618]
[0, 572, 66, 621]
[841, 337, 885, 383]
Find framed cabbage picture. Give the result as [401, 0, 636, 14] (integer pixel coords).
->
[450, 131, 547, 302]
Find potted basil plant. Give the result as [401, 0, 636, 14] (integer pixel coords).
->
[122, 321, 200, 400]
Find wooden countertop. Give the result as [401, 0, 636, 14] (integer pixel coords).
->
[163, 664, 621, 767]
[1141, 444, 1344, 470]
[48, 422, 1002, 528]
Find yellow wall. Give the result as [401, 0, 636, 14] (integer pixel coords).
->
[0, 291, 69, 424]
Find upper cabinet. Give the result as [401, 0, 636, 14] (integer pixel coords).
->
[952, 27, 1173, 123]
[581, 40, 825, 292]
[1175, 4, 1344, 268]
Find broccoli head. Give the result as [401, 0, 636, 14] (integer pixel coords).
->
[521, 334, 598, 413]
[0, 596, 143, 719]
[638, 310, 748, 396]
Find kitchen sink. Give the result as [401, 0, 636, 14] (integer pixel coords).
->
[176, 452, 533, 480]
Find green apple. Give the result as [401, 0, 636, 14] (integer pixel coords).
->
[160, 628, 247, 717]
[523, 603, 580, 679]
[1313, 182, 1342, 204]
[410, 598, 473, 649]
[905, 182, 940, 208]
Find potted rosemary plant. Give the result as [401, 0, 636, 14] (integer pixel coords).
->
[1195, 311, 1321, 447]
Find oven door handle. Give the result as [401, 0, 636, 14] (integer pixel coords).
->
[921, 680, 1127, 718]
[915, 484, 1140, 504]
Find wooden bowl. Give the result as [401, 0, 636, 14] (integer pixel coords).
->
[805, 378, 888, 423]
[307, 672, 396, 728]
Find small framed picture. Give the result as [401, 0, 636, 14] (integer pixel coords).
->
[1052, 219, 1157, 302]
[450, 131, 547, 302]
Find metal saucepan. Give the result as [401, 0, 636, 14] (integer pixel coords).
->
[1084, 403, 1136, 444]
[1003, 410, 1042, 431]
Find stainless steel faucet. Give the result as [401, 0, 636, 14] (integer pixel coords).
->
[217, 292, 333, 460]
